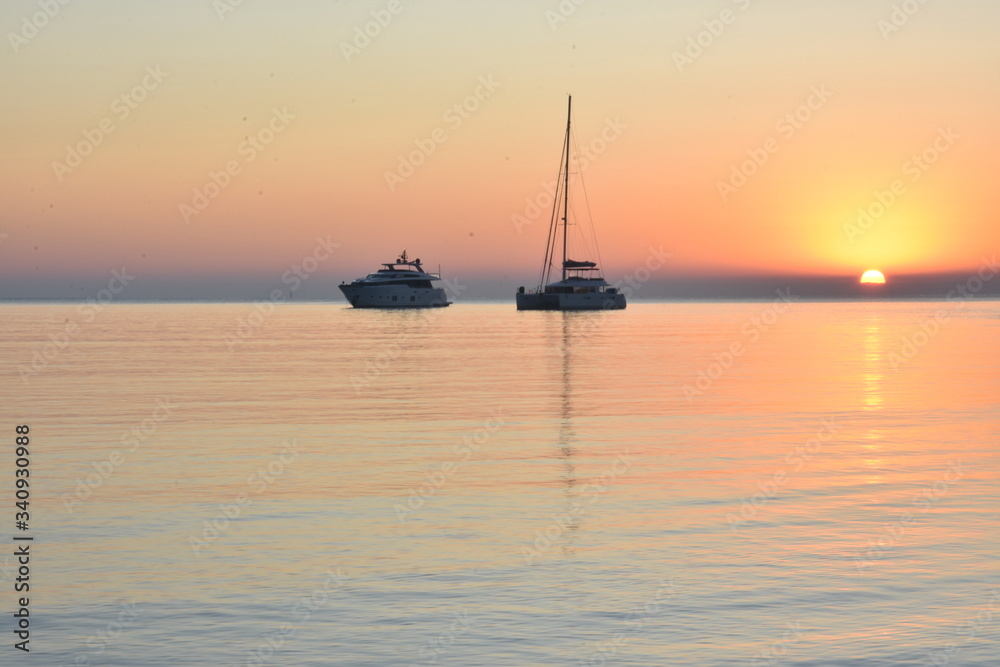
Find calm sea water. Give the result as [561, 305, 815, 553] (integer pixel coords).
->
[1, 301, 998, 666]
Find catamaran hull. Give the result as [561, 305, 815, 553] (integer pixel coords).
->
[516, 292, 626, 311]
[339, 285, 451, 308]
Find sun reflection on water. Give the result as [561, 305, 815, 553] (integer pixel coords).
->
[861, 315, 886, 411]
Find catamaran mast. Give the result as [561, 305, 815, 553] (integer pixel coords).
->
[561, 95, 571, 282]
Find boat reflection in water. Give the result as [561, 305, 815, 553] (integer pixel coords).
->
[531, 311, 633, 563]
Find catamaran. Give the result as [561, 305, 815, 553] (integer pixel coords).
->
[516, 96, 626, 311]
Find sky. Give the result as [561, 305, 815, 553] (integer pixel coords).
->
[1, 0, 998, 299]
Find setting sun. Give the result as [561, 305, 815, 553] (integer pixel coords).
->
[860, 270, 886, 284]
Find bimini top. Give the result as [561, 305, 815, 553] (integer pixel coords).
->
[563, 259, 598, 270]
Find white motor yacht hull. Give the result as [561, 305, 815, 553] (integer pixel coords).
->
[339, 284, 451, 308]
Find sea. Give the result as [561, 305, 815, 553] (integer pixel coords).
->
[1, 300, 997, 666]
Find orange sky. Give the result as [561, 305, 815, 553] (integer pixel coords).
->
[1, 0, 997, 297]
